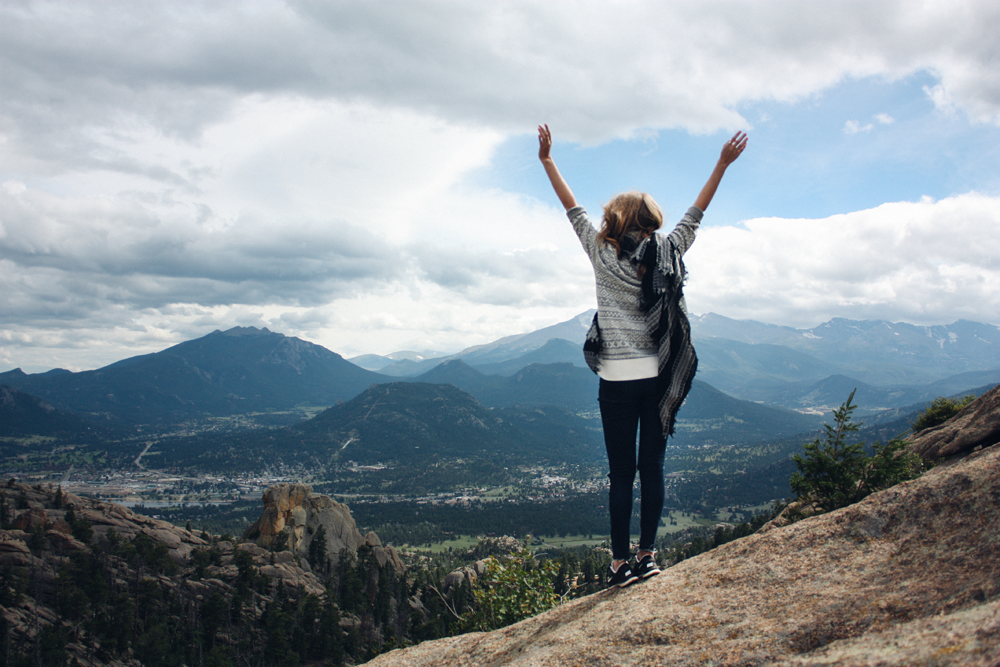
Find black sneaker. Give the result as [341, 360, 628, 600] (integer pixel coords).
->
[607, 563, 639, 588]
[633, 554, 661, 579]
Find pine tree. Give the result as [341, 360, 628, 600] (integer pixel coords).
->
[790, 389, 866, 511]
[790, 390, 925, 514]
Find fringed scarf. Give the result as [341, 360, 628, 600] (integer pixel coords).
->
[583, 235, 698, 438]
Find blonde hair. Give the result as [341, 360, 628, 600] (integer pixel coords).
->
[597, 191, 663, 257]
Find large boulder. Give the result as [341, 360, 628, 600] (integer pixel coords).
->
[907, 383, 1000, 460]
[11, 507, 47, 533]
[441, 560, 488, 598]
[0, 531, 45, 570]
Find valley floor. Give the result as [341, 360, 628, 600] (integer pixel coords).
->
[1, 458, 761, 553]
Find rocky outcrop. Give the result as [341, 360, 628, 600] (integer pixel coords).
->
[0, 481, 208, 564]
[242, 482, 404, 573]
[907, 383, 1000, 459]
[441, 560, 488, 597]
[231, 542, 326, 596]
[365, 439, 1000, 664]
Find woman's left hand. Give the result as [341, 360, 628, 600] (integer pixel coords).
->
[694, 131, 748, 211]
[538, 124, 553, 161]
[720, 131, 748, 166]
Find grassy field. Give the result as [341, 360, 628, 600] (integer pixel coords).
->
[661, 511, 717, 533]
[401, 534, 481, 553]
[478, 486, 521, 500]
[534, 535, 606, 549]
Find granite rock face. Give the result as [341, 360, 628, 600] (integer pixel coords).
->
[907, 383, 1000, 460]
[0, 482, 208, 565]
[243, 482, 404, 573]
[365, 441, 1000, 665]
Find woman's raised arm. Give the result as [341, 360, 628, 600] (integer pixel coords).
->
[538, 124, 578, 211]
[693, 131, 747, 212]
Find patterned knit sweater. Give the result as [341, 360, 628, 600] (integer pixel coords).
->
[568, 205, 702, 374]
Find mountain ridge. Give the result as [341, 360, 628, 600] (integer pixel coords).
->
[3, 313, 999, 433]
[0, 327, 388, 425]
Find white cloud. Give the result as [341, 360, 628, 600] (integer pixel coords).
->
[844, 120, 875, 134]
[3, 0, 1000, 156]
[0, 96, 596, 370]
[844, 112, 897, 135]
[685, 192, 1000, 328]
[2, 0, 1000, 372]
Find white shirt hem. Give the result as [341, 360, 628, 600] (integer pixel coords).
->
[597, 356, 659, 381]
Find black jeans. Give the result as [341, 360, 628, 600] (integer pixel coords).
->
[599, 376, 667, 561]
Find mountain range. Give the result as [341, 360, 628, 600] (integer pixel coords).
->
[355, 312, 594, 376]
[3, 313, 998, 451]
[354, 311, 1000, 414]
[3, 312, 998, 516]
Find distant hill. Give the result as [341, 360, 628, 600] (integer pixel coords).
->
[149, 382, 606, 491]
[923, 371, 1000, 396]
[0, 385, 109, 439]
[0, 327, 387, 425]
[472, 338, 586, 376]
[694, 337, 840, 393]
[416, 360, 598, 413]
[416, 359, 501, 394]
[675, 381, 822, 447]
[348, 350, 448, 372]
[377, 311, 594, 376]
[294, 382, 603, 467]
[412, 359, 821, 448]
[455, 311, 593, 364]
[741, 371, 1000, 416]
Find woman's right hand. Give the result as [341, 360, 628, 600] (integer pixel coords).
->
[538, 124, 553, 161]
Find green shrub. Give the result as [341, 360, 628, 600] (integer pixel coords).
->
[460, 545, 559, 632]
[911, 395, 975, 433]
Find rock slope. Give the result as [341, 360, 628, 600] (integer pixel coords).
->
[364, 395, 1000, 666]
[0, 482, 208, 567]
[907, 384, 1000, 459]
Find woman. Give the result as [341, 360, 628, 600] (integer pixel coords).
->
[538, 124, 747, 587]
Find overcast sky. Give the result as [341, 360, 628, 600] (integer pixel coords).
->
[2, 0, 1000, 373]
